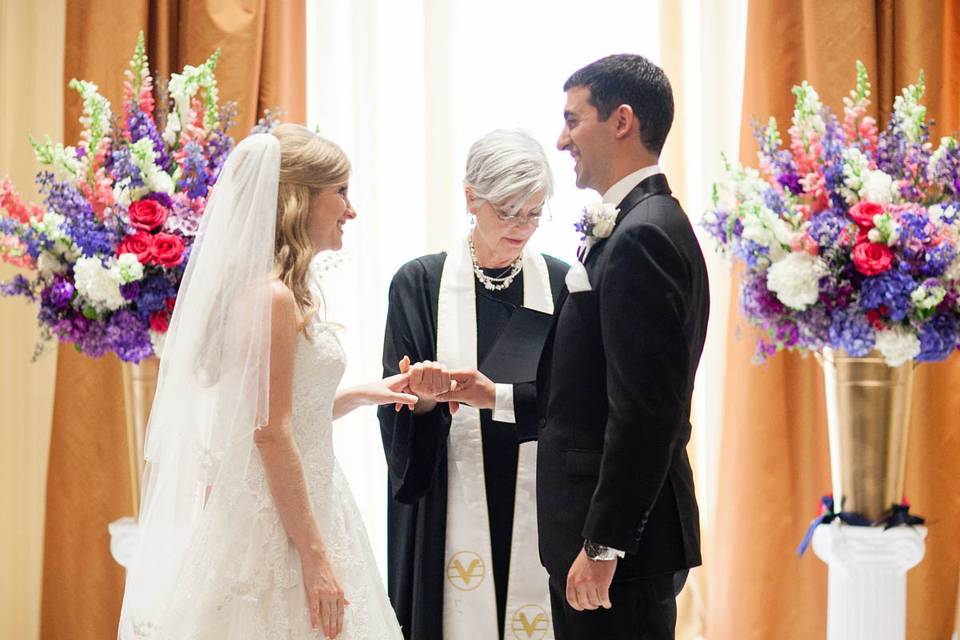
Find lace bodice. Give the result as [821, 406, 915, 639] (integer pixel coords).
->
[291, 320, 346, 489]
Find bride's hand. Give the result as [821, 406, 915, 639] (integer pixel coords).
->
[356, 373, 417, 409]
[300, 547, 350, 638]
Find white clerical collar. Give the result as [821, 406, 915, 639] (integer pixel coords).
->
[602, 163, 663, 208]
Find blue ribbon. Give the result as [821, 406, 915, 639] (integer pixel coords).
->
[796, 495, 871, 556]
[877, 503, 926, 530]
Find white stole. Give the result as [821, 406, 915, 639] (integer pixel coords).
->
[438, 238, 554, 640]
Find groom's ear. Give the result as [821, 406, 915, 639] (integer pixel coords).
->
[612, 104, 637, 140]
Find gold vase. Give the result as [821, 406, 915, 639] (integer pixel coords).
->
[121, 357, 159, 516]
[819, 348, 916, 521]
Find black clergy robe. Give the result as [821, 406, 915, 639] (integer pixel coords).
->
[378, 251, 568, 640]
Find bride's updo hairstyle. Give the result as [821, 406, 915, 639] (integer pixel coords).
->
[271, 123, 350, 316]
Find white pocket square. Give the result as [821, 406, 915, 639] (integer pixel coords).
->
[565, 262, 593, 293]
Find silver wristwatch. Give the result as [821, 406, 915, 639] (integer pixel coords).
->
[583, 540, 618, 561]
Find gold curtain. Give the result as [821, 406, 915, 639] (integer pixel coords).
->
[708, 1, 960, 638]
[40, 3, 305, 638]
[0, 1, 65, 638]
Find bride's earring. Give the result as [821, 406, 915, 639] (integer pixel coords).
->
[469, 214, 476, 227]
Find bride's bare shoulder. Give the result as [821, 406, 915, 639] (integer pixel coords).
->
[267, 278, 305, 329]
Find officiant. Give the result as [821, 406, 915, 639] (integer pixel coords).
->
[378, 129, 568, 640]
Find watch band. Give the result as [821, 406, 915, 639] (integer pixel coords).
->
[584, 540, 618, 561]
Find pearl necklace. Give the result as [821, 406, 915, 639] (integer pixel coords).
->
[468, 236, 523, 291]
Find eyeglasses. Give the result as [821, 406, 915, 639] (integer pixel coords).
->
[490, 204, 544, 227]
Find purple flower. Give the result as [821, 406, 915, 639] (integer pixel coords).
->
[106, 309, 154, 362]
[917, 313, 958, 361]
[42, 276, 74, 309]
[859, 270, 918, 321]
[701, 210, 731, 246]
[126, 107, 169, 169]
[828, 308, 876, 356]
[177, 141, 211, 199]
[795, 306, 832, 350]
[740, 275, 785, 320]
[143, 192, 174, 209]
[206, 131, 235, 184]
[917, 243, 957, 277]
[53, 311, 91, 343]
[751, 118, 796, 178]
[0, 274, 34, 299]
[734, 238, 770, 269]
[777, 172, 803, 195]
[163, 197, 201, 236]
[928, 144, 960, 197]
[809, 209, 850, 248]
[36, 172, 118, 256]
[77, 320, 110, 357]
[774, 319, 800, 347]
[763, 187, 790, 216]
[120, 281, 141, 301]
[821, 112, 848, 208]
[107, 147, 144, 189]
[133, 274, 177, 320]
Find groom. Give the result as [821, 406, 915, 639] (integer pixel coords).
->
[536, 54, 710, 639]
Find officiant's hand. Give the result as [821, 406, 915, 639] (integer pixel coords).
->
[566, 548, 616, 611]
[396, 356, 459, 414]
[435, 368, 496, 414]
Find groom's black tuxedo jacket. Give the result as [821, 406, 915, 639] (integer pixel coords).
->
[536, 174, 709, 581]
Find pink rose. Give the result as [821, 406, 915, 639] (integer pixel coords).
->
[129, 199, 169, 231]
[116, 231, 153, 263]
[152, 233, 185, 268]
[848, 201, 884, 229]
[852, 240, 894, 276]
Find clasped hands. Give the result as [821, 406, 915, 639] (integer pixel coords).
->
[392, 355, 495, 414]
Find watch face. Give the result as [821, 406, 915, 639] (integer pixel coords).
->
[585, 541, 606, 558]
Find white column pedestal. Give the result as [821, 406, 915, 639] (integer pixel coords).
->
[812, 521, 927, 640]
[108, 516, 139, 569]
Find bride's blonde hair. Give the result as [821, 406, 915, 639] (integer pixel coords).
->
[271, 124, 351, 319]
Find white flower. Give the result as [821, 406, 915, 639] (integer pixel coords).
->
[578, 202, 619, 239]
[945, 256, 960, 282]
[740, 202, 798, 253]
[114, 253, 145, 284]
[147, 170, 174, 195]
[911, 283, 946, 311]
[875, 327, 921, 367]
[860, 169, 897, 203]
[162, 112, 181, 147]
[765, 252, 827, 310]
[37, 252, 66, 277]
[73, 256, 126, 311]
[929, 203, 958, 226]
[841, 148, 870, 204]
[113, 183, 147, 208]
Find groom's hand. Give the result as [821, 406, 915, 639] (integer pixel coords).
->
[565, 548, 616, 611]
[436, 369, 495, 413]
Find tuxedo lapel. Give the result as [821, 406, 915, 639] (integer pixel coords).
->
[583, 173, 672, 267]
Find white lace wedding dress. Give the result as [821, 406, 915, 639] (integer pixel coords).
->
[141, 319, 403, 639]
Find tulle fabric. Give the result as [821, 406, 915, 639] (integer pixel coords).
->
[119, 134, 281, 638]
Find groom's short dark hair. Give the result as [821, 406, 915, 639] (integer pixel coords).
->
[564, 54, 674, 155]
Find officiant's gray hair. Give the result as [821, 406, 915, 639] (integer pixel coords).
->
[464, 129, 553, 214]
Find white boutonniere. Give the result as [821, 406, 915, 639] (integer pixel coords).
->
[575, 202, 619, 240]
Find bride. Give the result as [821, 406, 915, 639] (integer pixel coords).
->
[118, 124, 410, 639]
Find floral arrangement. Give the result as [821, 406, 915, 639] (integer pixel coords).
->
[0, 34, 269, 363]
[702, 62, 960, 366]
[574, 202, 619, 241]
